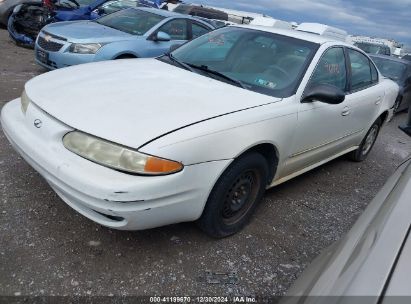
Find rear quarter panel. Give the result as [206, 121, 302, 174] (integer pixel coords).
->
[380, 78, 399, 123]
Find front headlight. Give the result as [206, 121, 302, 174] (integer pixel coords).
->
[63, 131, 184, 175]
[21, 90, 31, 115]
[69, 43, 103, 54]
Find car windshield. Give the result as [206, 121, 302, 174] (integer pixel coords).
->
[372, 57, 407, 81]
[95, 8, 165, 35]
[169, 27, 318, 98]
[76, 0, 96, 6]
[355, 43, 389, 55]
[100, 0, 139, 14]
[55, 0, 95, 8]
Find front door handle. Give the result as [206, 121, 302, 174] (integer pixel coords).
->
[341, 106, 351, 116]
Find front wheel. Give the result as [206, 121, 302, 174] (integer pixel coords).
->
[197, 152, 269, 238]
[348, 119, 381, 162]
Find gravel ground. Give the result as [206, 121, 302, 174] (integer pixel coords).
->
[0, 28, 410, 298]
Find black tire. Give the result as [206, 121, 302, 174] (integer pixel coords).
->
[115, 54, 137, 59]
[393, 97, 402, 114]
[348, 118, 381, 162]
[197, 152, 269, 238]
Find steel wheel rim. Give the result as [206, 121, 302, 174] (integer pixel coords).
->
[362, 125, 378, 156]
[222, 169, 261, 225]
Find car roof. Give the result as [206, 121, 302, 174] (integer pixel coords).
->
[230, 24, 351, 45]
[369, 54, 411, 65]
[132, 6, 214, 27]
[133, 6, 186, 18]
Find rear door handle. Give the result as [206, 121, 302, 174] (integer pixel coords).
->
[375, 97, 382, 105]
[341, 106, 351, 116]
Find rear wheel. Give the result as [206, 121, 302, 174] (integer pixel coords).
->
[197, 152, 269, 238]
[115, 54, 137, 60]
[348, 119, 381, 162]
[393, 96, 402, 114]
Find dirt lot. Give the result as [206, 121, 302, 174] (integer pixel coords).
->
[0, 28, 410, 298]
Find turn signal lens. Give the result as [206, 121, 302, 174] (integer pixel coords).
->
[63, 131, 183, 175]
[145, 157, 183, 174]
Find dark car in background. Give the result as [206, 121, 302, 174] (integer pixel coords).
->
[371, 54, 411, 113]
[7, 0, 140, 47]
[0, 0, 42, 26]
[8, 0, 105, 47]
[285, 142, 411, 302]
[402, 54, 411, 62]
[355, 41, 391, 56]
[173, 4, 228, 22]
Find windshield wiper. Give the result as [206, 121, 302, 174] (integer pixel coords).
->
[186, 63, 246, 89]
[165, 53, 195, 72]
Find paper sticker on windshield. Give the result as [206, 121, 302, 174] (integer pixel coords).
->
[255, 78, 277, 89]
[324, 63, 340, 74]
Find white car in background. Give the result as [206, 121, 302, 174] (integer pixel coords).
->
[1, 26, 398, 237]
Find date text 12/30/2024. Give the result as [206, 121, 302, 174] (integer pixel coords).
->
[149, 296, 257, 303]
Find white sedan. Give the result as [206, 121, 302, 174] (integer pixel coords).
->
[1, 26, 398, 237]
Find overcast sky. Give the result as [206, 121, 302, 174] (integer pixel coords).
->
[196, 0, 411, 48]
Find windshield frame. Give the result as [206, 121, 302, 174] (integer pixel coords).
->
[161, 27, 319, 98]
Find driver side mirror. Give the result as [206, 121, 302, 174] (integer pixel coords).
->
[153, 31, 171, 42]
[302, 84, 345, 104]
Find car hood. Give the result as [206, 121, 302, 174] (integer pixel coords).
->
[26, 59, 279, 149]
[43, 21, 132, 42]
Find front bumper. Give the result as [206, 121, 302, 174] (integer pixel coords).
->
[7, 11, 36, 47]
[1, 99, 230, 230]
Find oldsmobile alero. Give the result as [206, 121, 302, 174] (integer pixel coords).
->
[0, 26, 398, 237]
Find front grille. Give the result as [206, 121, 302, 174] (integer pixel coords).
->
[37, 36, 64, 52]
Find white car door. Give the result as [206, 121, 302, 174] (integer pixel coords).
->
[284, 47, 350, 176]
[341, 48, 384, 147]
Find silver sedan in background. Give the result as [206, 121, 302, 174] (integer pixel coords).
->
[285, 112, 411, 303]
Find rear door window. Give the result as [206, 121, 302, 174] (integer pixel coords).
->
[157, 19, 188, 40]
[348, 49, 374, 91]
[191, 22, 210, 39]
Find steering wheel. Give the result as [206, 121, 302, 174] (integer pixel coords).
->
[265, 65, 292, 83]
